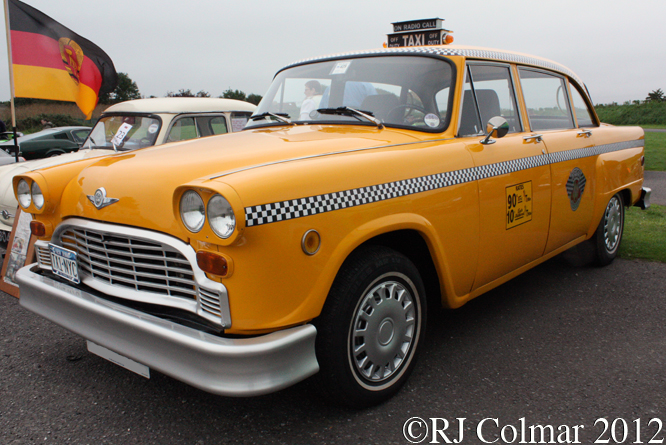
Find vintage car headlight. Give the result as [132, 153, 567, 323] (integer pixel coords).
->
[207, 194, 236, 239]
[31, 181, 44, 210]
[17, 179, 31, 209]
[180, 190, 205, 232]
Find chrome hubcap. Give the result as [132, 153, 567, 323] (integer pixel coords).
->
[349, 279, 417, 384]
[604, 196, 622, 252]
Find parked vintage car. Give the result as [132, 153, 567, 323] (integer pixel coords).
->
[0, 98, 255, 261]
[0, 146, 24, 166]
[14, 42, 649, 406]
[0, 126, 91, 160]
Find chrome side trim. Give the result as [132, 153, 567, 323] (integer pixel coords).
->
[16, 265, 319, 396]
[50, 218, 231, 328]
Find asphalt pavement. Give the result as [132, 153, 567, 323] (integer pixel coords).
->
[2, 257, 666, 444]
[645, 170, 666, 205]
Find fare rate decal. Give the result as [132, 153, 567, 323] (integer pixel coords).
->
[506, 181, 533, 229]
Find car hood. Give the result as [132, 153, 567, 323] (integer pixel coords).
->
[53, 125, 423, 237]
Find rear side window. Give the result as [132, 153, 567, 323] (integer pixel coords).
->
[199, 116, 228, 136]
[167, 117, 198, 143]
[569, 83, 597, 128]
[519, 68, 574, 131]
[72, 129, 90, 142]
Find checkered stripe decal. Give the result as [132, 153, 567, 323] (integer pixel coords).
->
[282, 47, 583, 89]
[548, 139, 644, 164]
[244, 139, 644, 227]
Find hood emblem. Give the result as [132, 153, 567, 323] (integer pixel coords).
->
[87, 188, 119, 210]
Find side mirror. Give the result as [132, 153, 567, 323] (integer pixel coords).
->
[480, 116, 509, 145]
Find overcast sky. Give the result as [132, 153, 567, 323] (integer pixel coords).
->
[1, 0, 664, 107]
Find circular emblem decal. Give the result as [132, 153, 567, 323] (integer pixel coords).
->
[148, 123, 159, 134]
[93, 189, 105, 208]
[424, 113, 440, 128]
[566, 167, 587, 211]
[59, 38, 84, 85]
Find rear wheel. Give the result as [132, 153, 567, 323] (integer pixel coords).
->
[593, 193, 625, 266]
[313, 246, 426, 407]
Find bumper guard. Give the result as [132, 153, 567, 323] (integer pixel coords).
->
[16, 264, 319, 396]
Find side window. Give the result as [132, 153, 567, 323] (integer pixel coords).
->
[518, 68, 574, 131]
[569, 83, 597, 128]
[231, 112, 250, 132]
[72, 130, 90, 142]
[53, 133, 69, 140]
[209, 116, 228, 135]
[458, 64, 521, 136]
[167, 117, 198, 143]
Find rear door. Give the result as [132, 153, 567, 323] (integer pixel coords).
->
[517, 68, 599, 253]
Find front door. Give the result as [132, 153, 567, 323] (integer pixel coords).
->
[459, 63, 552, 289]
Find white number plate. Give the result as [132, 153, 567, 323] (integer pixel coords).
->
[49, 243, 80, 284]
[87, 341, 150, 378]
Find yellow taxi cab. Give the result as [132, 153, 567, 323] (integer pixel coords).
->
[13, 21, 650, 406]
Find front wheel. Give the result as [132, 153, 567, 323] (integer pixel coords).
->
[313, 246, 426, 407]
[593, 193, 625, 266]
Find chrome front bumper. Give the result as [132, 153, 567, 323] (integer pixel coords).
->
[16, 264, 319, 396]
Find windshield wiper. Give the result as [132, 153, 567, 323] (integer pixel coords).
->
[250, 112, 294, 125]
[315, 107, 384, 129]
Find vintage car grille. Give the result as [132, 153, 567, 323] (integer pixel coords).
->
[60, 227, 197, 299]
[34, 219, 232, 328]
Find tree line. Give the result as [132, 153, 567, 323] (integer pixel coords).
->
[114, 72, 263, 105]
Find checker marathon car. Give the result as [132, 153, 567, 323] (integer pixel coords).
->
[14, 32, 650, 406]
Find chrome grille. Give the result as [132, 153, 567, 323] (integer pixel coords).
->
[199, 287, 223, 317]
[36, 243, 52, 268]
[60, 227, 196, 299]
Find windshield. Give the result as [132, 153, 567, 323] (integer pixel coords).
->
[247, 55, 454, 132]
[83, 115, 161, 151]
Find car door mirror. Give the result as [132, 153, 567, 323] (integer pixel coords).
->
[480, 116, 509, 145]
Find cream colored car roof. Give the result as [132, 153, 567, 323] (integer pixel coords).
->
[104, 97, 257, 114]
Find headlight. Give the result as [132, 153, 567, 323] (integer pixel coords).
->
[207, 194, 236, 239]
[180, 190, 205, 232]
[31, 181, 44, 210]
[17, 179, 31, 209]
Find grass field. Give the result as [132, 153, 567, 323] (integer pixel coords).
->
[619, 204, 666, 262]
[620, 128, 665, 262]
[644, 131, 666, 171]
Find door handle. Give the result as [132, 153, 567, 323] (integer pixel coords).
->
[577, 129, 592, 138]
[523, 134, 543, 143]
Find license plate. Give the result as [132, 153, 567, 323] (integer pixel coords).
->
[87, 341, 150, 378]
[49, 243, 80, 284]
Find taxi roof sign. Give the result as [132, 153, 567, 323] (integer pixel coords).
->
[391, 18, 445, 33]
[387, 18, 453, 48]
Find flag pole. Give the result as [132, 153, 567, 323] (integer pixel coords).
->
[3, 0, 19, 162]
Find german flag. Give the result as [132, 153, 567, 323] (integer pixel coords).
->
[7, 0, 117, 118]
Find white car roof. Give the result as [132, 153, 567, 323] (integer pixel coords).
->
[103, 98, 256, 114]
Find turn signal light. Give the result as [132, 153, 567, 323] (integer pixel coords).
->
[196, 251, 230, 277]
[302, 229, 321, 255]
[30, 220, 46, 237]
